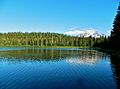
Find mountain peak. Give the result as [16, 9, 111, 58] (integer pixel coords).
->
[64, 28, 105, 38]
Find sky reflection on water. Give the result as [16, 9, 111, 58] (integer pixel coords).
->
[0, 48, 118, 89]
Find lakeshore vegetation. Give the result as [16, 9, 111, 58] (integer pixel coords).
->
[1, 4, 120, 49]
[0, 32, 106, 48]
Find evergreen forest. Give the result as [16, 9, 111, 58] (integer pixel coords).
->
[0, 32, 106, 47]
[1, 3, 120, 49]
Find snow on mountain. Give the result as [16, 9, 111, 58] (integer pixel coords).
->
[65, 28, 105, 38]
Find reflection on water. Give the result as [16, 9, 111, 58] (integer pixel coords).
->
[0, 48, 117, 89]
[110, 56, 120, 89]
[0, 48, 104, 63]
[66, 50, 104, 65]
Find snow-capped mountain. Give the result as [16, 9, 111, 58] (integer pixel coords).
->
[65, 28, 105, 38]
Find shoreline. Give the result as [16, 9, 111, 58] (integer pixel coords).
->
[0, 46, 91, 49]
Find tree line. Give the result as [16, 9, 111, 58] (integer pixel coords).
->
[0, 32, 106, 47]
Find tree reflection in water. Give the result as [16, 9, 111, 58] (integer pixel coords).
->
[110, 56, 120, 89]
[0, 48, 104, 64]
[0, 48, 116, 89]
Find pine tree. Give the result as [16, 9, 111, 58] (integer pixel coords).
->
[110, 2, 120, 49]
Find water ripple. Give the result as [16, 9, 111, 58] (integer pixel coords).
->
[0, 48, 117, 89]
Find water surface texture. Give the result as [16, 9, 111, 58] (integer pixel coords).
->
[0, 48, 119, 89]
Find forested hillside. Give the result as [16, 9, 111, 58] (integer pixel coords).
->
[0, 32, 106, 47]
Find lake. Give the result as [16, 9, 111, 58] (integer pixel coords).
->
[0, 47, 119, 89]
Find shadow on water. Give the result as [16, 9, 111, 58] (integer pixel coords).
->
[110, 56, 120, 89]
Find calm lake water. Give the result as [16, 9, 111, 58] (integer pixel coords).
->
[0, 47, 119, 89]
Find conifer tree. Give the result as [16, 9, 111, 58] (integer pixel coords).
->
[110, 2, 120, 49]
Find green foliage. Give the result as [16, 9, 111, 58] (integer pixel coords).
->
[0, 32, 105, 48]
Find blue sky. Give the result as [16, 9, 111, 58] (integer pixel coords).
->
[0, 0, 119, 35]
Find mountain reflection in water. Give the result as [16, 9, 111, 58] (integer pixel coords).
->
[0, 48, 104, 63]
[0, 48, 117, 89]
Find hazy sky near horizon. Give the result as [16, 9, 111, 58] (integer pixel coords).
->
[0, 0, 119, 35]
